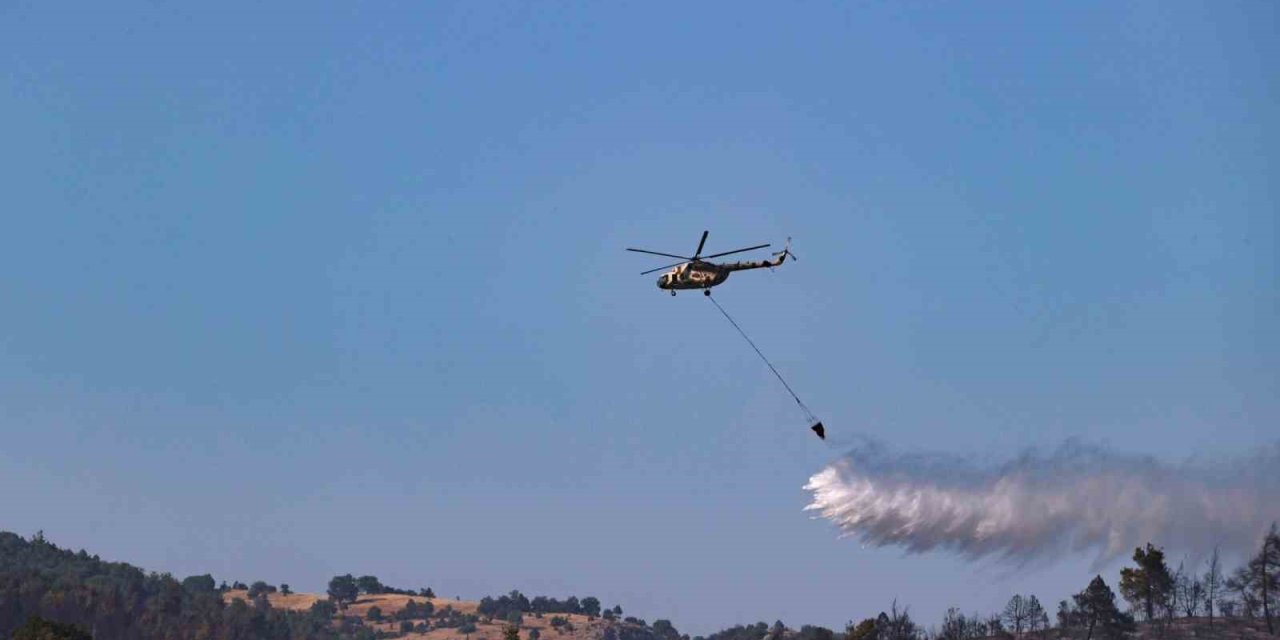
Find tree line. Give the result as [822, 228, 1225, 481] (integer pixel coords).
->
[0, 530, 677, 640]
[691, 524, 1280, 640]
[476, 590, 607, 620]
[0, 531, 345, 640]
[3, 526, 1278, 640]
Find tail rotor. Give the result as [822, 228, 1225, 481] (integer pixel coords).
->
[774, 237, 797, 262]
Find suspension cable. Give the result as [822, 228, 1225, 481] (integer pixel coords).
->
[706, 293, 819, 425]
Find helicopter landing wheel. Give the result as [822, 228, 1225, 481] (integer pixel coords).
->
[703, 289, 711, 296]
[670, 290, 676, 297]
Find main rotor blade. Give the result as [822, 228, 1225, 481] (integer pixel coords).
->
[694, 230, 709, 257]
[701, 243, 770, 260]
[641, 261, 689, 275]
[627, 248, 693, 261]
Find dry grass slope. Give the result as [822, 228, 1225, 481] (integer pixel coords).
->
[224, 591, 615, 640]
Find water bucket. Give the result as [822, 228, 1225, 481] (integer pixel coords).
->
[810, 421, 825, 440]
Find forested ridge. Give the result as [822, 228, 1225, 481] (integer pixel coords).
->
[3, 528, 1279, 640]
[0, 531, 670, 640]
[0, 530, 338, 639]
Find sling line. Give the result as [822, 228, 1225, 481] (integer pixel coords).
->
[706, 293, 819, 425]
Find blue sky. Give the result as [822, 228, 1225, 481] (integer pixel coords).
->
[2, 1, 1276, 634]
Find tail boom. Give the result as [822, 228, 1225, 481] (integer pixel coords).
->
[721, 240, 792, 271]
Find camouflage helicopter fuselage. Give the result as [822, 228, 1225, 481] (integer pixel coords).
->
[657, 250, 789, 294]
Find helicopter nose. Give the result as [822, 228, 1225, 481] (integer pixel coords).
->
[656, 275, 666, 288]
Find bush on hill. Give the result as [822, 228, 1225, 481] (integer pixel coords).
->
[356, 576, 384, 595]
[328, 574, 360, 608]
[395, 599, 434, 621]
[703, 622, 769, 640]
[182, 574, 216, 594]
[248, 580, 277, 599]
[12, 615, 92, 640]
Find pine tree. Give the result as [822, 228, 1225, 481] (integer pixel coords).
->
[1119, 543, 1174, 622]
[1243, 523, 1280, 634]
[1072, 576, 1133, 640]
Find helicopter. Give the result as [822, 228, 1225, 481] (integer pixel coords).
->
[628, 230, 795, 296]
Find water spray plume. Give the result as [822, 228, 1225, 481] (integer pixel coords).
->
[804, 437, 1280, 565]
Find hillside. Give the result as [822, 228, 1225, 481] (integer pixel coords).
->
[222, 590, 630, 640]
[0, 531, 671, 640]
[3, 530, 1279, 640]
[1127, 617, 1276, 640]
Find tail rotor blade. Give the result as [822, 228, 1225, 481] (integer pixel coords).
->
[779, 237, 797, 260]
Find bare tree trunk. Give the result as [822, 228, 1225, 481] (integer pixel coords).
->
[1207, 547, 1220, 629]
[1264, 552, 1273, 635]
